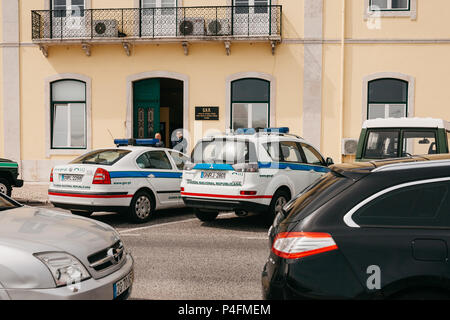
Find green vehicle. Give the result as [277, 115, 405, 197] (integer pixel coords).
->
[356, 118, 450, 162]
[0, 158, 23, 196]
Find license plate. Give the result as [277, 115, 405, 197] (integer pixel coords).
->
[113, 271, 133, 299]
[61, 174, 83, 182]
[201, 171, 226, 179]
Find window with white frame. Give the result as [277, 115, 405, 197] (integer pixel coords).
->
[142, 0, 177, 14]
[52, 0, 85, 17]
[51, 80, 87, 149]
[367, 78, 408, 120]
[235, 0, 270, 14]
[370, 0, 409, 11]
[231, 78, 270, 129]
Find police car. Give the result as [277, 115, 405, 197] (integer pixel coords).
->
[181, 128, 334, 222]
[48, 139, 189, 223]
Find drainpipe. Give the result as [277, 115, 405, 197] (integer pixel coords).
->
[339, 0, 346, 163]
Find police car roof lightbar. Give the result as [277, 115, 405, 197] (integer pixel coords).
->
[263, 127, 290, 133]
[235, 128, 256, 135]
[114, 138, 159, 147]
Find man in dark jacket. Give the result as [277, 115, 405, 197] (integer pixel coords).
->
[172, 130, 187, 153]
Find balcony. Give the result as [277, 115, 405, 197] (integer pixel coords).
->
[31, 6, 282, 56]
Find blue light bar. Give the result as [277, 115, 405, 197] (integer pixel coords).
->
[114, 138, 159, 147]
[235, 128, 256, 135]
[114, 139, 134, 146]
[135, 139, 159, 146]
[263, 127, 290, 133]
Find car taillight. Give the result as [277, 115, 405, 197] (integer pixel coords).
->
[272, 232, 338, 259]
[50, 168, 53, 182]
[92, 168, 111, 184]
[181, 187, 184, 192]
[232, 163, 259, 172]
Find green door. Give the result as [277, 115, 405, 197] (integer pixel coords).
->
[133, 79, 160, 139]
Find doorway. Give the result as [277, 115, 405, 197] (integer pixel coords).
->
[133, 78, 183, 148]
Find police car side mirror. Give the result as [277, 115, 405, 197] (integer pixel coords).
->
[325, 157, 334, 166]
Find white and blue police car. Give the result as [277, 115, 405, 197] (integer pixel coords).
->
[48, 139, 189, 223]
[181, 128, 334, 222]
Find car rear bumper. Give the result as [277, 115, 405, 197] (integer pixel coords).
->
[182, 196, 269, 212]
[3, 253, 134, 300]
[48, 189, 133, 210]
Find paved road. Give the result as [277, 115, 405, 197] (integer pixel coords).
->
[37, 205, 271, 300]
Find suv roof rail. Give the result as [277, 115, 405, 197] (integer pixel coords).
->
[372, 159, 450, 173]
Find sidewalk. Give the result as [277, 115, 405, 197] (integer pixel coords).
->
[11, 182, 50, 205]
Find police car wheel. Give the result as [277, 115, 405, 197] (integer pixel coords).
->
[0, 178, 12, 197]
[70, 210, 93, 217]
[129, 191, 154, 223]
[268, 190, 290, 222]
[194, 209, 219, 222]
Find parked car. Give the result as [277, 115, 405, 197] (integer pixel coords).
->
[0, 158, 23, 196]
[48, 139, 189, 223]
[181, 127, 334, 223]
[0, 193, 134, 300]
[263, 154, 450, 300]
[356, 117, 450, 161]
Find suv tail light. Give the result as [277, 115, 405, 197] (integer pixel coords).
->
[272, 232, 338, 259]
[92, 168, 111, 185]
[50, 168, 54, 182]
[232, 163, 259, 173]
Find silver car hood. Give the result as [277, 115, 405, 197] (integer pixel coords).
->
[0, 206, 119, 254]
[0, 206, 121, 289]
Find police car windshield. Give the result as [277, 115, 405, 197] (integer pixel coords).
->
[71, 149, 131, 166]
[192, 138, 257, 164]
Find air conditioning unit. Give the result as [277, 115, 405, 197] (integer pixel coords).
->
[342, 138, 358, 155]
[206, 19, 231, 36]
[93, 19, 118, 37]
[178, 18, 205, 36]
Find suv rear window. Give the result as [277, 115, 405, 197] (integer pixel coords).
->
[354, 180, 450, 228]
[191, 138, 257, 164]
[282, 171, 355, 223]
[71, 149, 131, 166]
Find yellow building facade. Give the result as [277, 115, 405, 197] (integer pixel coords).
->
[1, 0, 450, 181]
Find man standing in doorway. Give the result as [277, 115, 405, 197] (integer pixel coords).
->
[172, 130, 187, 153]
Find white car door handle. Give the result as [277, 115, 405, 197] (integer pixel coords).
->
[148, 174, 155, 178]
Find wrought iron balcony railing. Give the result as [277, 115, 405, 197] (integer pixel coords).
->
[31, 6, 282, 41]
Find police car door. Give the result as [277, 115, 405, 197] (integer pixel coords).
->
[136, 150, 181, 205]
[168, 150, 189, 205]
[278, 141, 312, 194]
[300, 143, 328, 184]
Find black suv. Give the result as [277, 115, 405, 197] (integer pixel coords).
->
[0, 158, 23, 196]
[262, 154, 450, 299]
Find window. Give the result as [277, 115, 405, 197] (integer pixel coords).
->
[402, 131, 437, 156]
[142, 0, 177, 15]
[235, 0, 269, 14]
[52, 0, 85, 17]
[71, 149, 131, 166]
[51, 80, 86, 149]
[368, 78, 408, 120]
[301, 143, 324, 166]
[263, 141, 303, 163]
[370, 0, 409, 11]
[354, 181, 450, 228]
[192, 139, 257, 164]
[169, 151, 189, 170]
[363, 130, 399, 159]
[137, 151, 173, 169]
[231, 78, 270, 130]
